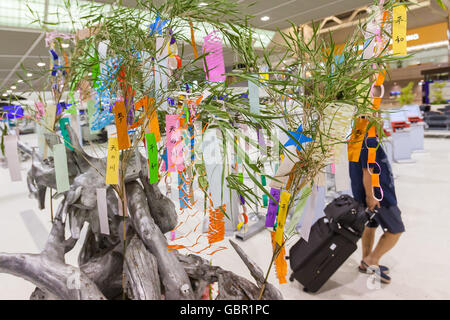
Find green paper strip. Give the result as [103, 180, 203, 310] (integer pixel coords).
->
[238, 172, 244, 183]
[262, 194, 268, 207]
[53, 144, 70, 193]
[145, 132, 158, 184]
[59, 118, 73, 150]
[285, 186, 312, 237]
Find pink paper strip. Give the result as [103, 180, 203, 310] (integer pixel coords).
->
[96, 188, 110, 235]
[4, 135, 22, 181]
[202, 31, 226, 82]
[165, 114, 184, 172]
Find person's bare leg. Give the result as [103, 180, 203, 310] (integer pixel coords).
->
[363, 232, 402, 266]
[361, 227, 376, 260]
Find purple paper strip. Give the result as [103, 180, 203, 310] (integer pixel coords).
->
[265, 188, 281, 227]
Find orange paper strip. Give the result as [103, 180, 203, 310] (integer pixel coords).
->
[372, 173, 380, 188]
[348, 118, 368, 162]
[113, 101, 131, 150]
[368, 147, 377, 164]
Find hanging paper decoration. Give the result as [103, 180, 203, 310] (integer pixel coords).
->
[348, 117, 369, 162]
[133, 96, 161, 142]
[53, 144, 70, 193]
[284, 124, 314, 152]
[274, 191, 290, 245]
[145, 132, 159, 184]
[207, 205, 226, 244]
[3, 105, 24, 120]
[178, 171, 190, 210]
[321, 102, 356, 161]
[59, 118, 73, 150]
[392, 3, 407, 56]
[265, 188, 281, 227]
[35, 102, 45, 120]
[202, 30, 226, 82]
[248, 79, 260, 115]
[298, 186, 320, 242]
[148, 16, 169, 35]
[166, 114, 184, 172]
[105, 137, 120, 185]
[96, 188, 110, 235]
[113, 101, 131, 150]
[270, 231, 287, 284]
[285, 186, 312, 236]
[4, 135, 22, 182]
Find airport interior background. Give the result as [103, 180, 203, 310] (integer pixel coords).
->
[0, 0, 449, 300]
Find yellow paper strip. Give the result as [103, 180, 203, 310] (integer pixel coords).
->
[274, 191, 291, 246]
[392, 4, 407, 56]
[105, 137, 119, 185]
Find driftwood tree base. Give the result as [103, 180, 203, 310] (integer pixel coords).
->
[1, 127, 283, 300]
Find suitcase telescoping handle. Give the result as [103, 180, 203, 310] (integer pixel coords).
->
[364, 208, 378, 226]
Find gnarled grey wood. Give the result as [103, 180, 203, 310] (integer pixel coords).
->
[229, 240, 282, 300]
[139, 171, 177, 233]
[125, 181, 194, 300]
[124, 236, 161, 300]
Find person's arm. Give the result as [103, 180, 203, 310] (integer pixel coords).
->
[363, 168, 380, 211]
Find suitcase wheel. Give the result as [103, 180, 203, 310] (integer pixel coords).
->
[289, 275, 294, 282]
[303, 287, 309, 293]
[285, 256, 289, 260]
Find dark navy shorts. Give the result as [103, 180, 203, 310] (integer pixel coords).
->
[367, 205, 405, 234]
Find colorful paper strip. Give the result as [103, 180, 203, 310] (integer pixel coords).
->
[53, 144, 70, 193]
[105, 137, 120, 185]
[4, 135, 22, 181]
[145, 132, 159, 184]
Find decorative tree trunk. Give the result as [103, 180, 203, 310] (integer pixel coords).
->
[0, 128, 282, 300]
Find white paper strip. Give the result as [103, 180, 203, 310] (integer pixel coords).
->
[299, 185, 319, 242]
[335, 146, 351, 192]
[96, 188, 110, 235]
[4, 135, 22, 181]
[156, 37, 169, 111]
[202, 128, 223, 208]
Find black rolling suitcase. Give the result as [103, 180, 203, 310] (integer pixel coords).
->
[288, 195, 375, 293]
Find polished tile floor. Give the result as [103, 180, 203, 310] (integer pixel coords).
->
[0, 135, 449, 299]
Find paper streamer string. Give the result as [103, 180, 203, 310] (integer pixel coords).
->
[285, 186, 312, 236]
[274, 191, 291, 246]
[113, 101, 131, 150]
[4, 135, 22, 181]
[53, 144, 70, 193]
[105, 137, 120, 185]
[248, 80, 260, 115]
[270, 231, 287, 284]
[202, 30, 226, 82]
[265, 188, 281, 227]
[392, 4, 407, 56]
[145, 133, 158, 184]
[166, 114, 184, 172]
[96, 188, 110, 235]
[59, 118, 73, 150]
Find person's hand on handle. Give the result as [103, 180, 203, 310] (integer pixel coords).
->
[366, 195, 380, 212]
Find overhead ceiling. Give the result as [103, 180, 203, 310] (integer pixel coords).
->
[0, 0, 447, 96]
